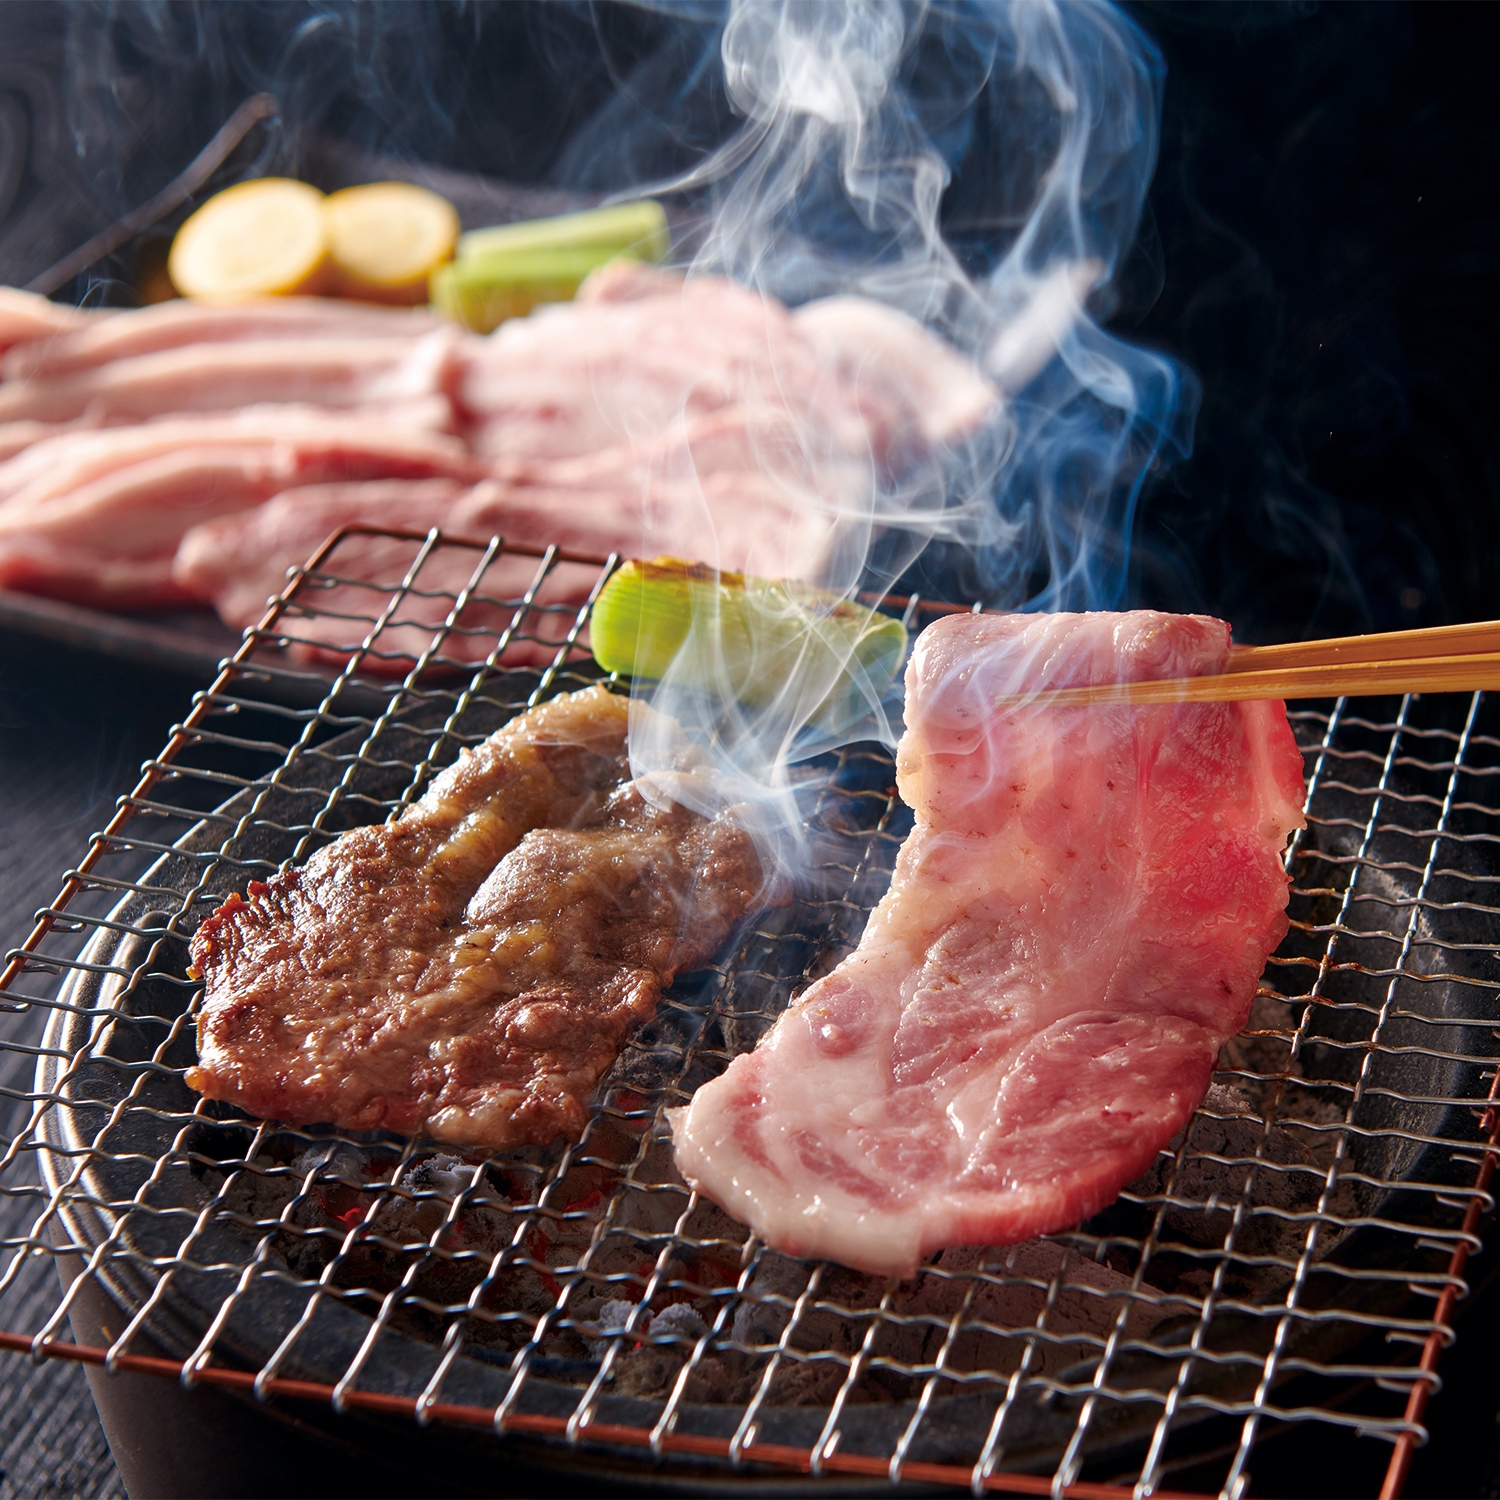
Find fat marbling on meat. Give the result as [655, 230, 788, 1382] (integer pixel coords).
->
[0, 330, 459, 426]
[671, 611, 1307, 1277]
[0, 413, 478, 607]
[171, 404, 859, 667]
[1, 295, 443, 380]
[187, 685, 778, 1148]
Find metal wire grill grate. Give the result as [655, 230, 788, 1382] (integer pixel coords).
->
[3, 525, 1499, 1499]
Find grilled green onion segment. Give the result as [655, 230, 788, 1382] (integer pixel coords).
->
[591, 558, 908, 732]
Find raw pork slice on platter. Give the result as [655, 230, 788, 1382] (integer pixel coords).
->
[671, 610, 1308, 1278]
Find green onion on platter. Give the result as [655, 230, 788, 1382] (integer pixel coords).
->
[455, 201, 670, 262]
[590, 557, 909, 732]
[431, 201, 670, 332]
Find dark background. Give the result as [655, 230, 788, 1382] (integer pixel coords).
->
[4, 3, 1500, 1495]
[1127, 1, 1500, 647]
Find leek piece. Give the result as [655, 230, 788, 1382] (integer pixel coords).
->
[430, 245, 617, 332]
[433, 201, 669, 332]
[591, 558, 908, 730]
[456, 201, 669, 263]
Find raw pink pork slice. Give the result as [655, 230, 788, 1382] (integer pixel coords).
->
[671, 611, 1307, 1277]
[172, 427, 844, 669]
[0, 329, 463, 426]
[0, 288, 97, 357]
[0, 423, 478, 608]
[1, 295, 442, 380]
[457, 261, 997, 470]
[0, 401, 457, 505]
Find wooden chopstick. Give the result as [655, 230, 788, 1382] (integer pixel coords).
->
[995, 642, 1500, 710]
[1226, 618, 1500, 673]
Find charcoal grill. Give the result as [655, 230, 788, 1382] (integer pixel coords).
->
[2, 526, 1499, 1499]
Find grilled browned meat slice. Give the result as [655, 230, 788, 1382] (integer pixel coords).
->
[186, 684, 772, 1148]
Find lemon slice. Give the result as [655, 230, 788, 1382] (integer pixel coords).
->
[323, 182, 460, 305]
[168, 179, 329, 304]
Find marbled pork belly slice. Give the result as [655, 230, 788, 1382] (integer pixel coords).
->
[174, 407, 847, 670]
[459, 262, 997, 470]
[671, 611, 1307, 1277]
[2, 295, 442, 379]
[0, 424, 479, 609]
[0, 328, 465, 426]
[0, 399, 456, 502]
[459, 265, 876, 464]
[187, 685, 776, 1148]
[0, 287, 98, 357]
[0, 419, 85, 464]
[171, 477, 478, 632]
[792, 295, 999, 451]
[173, 478, 621, 670]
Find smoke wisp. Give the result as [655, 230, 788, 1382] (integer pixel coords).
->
[584, 0, 1198, 859]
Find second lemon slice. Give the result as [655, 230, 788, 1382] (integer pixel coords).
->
[323, 182, 460, 305]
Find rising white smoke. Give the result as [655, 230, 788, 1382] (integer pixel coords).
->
[571, 0, 1197, 862]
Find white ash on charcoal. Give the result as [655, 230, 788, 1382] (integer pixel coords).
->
[901, 1240, 1175, 1381]
[555, 1226, 1174, 1408]
[713, 1240, 1169, 1405]
[351, 1154, 516, 1273]
[578, 1300, 716, 1400]
[211, 1143, 515, 1290]
[585, 1297, 651, 1357]
[198, 1130, 1175, 1402]
[201, 1139, 381, 1280]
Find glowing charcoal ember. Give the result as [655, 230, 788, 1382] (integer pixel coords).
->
[186, 685, 780, 1148]
[670, 611, 1307, 1278]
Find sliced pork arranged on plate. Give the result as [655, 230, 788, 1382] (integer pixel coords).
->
[0, 262, 999, 650]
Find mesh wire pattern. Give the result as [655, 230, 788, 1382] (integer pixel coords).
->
[2, 526, 1498, 1500]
